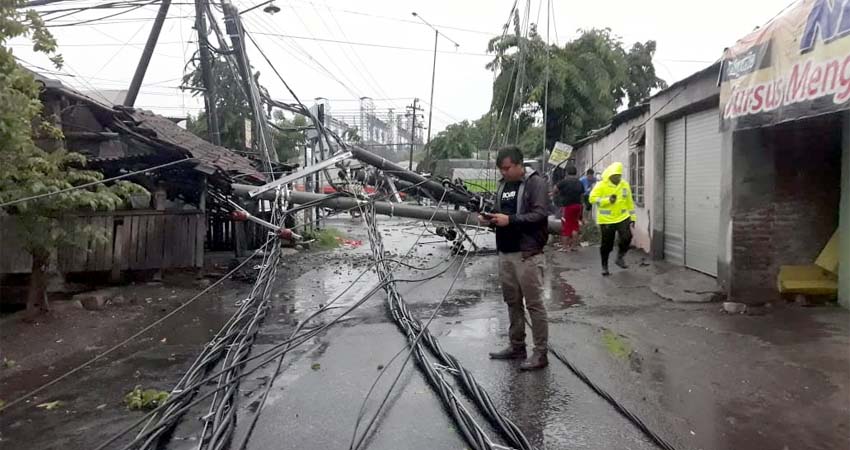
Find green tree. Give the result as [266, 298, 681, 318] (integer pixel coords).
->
[0, 2, 135, 316]
[426, 120, 479, 161]
[624, 40, 667, 107]
[487, 23, 666, 148]
[271, 111, 307, 163]
[342, 128, 361, 144]
[184, 56, 251, 151]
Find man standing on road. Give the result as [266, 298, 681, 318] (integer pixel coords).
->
[588, 162, 636, 276]
[480, 145, 550, 371]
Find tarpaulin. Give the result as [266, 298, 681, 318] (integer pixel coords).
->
[720, 0, 850, 130]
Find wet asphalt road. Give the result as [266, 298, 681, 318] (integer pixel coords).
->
[232, 217, 657, 450]
[5, 216, 846, 450]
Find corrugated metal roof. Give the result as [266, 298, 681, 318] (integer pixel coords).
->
[26, 68, 266, 183]
[123, 109, 266, 183]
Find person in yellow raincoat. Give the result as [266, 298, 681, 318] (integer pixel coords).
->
[588, 162, 636, 276]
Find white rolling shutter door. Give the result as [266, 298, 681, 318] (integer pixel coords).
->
[663, 118, 686, 266]
[684, 109, 721, 276]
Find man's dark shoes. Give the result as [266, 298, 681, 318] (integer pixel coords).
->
[602, 263, 611, 276]
[489, 345, 527, 360]
[615, 255, 628, 269]
[519, 351, 548, 371]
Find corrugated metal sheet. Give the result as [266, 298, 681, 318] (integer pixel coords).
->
[126, 110, 266, 183]
[664, 117, 686, 266]
[684, 109, 721, 276]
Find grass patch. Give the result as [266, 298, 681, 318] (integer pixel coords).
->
[124, 386, 169, 411]
[302, 227, 345, 249]
[601, 330, 631, 359]
[579, 221, 600, 244]
[462, 179, 497, 193]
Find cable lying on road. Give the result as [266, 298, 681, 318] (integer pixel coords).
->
[94, 256, 466, 450]
[353, 204, 533, 450]
[546, 345, 678, 450]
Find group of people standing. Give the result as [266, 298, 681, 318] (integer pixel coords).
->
[479, 145, 638, 371]
[553, 162, 636, 276]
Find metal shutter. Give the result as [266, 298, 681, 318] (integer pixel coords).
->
[684, 109, 721, 276]
[663, 117, 686, 266]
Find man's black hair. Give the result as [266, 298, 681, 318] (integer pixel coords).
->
[496, 145, 523, 167]
[586, 168, 595, 175]
[566, 165, 578, 175]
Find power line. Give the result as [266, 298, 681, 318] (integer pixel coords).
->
[46, 0, 158, 27]
[249, 31, 492, 57]
[242, 0, 496, 36]
[238, 11, 361, 99]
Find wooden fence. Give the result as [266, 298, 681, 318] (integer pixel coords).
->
[0, 211, 205, 275]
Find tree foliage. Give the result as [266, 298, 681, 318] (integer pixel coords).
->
[487, 22, 666, 148]
[426, 121, 479, 160]
[0, 2, 139, 316]
[271, 110, 307, 163]
[185, 56, 252, 152]
[185, 56, 312, 163]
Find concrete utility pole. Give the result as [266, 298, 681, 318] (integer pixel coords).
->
[124, 0, 172, 106]
[194, 0, 221, 145]
[232, 187, 562, 235]
[407, 98, 422, 171]
[411, 12, 460, 161]
[222, 1, 277, 164]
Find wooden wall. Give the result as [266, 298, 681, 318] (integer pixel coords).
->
[0, 211, 205, 274]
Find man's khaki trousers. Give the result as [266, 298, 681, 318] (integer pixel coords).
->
[498, 251, 548, 353]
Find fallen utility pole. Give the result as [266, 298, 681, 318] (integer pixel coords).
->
[232, 186, 561, 234]
[124, 0, 172, 106]
[348, 146, 474, 206]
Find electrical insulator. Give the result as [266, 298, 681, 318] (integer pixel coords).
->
[277, 228, 294, 240]
[230, 210, 249, 222]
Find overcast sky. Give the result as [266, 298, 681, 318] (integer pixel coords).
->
[11, 0, 794, 134]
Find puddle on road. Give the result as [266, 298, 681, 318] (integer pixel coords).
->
[546, 275, 584, 310]
[444, 317, 498, 339]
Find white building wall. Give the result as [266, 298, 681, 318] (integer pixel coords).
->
[574, 112, 652, 252]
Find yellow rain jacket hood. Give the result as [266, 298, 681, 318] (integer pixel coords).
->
[588, 162, 637, 225]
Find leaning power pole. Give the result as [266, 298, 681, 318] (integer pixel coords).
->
[194, 0, 221, 145]
[222, 1, 277, 165]
[407, 98, 422, 171]
[124, 0, 172, 106]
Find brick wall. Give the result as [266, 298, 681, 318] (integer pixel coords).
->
[730, 114, 843, 302]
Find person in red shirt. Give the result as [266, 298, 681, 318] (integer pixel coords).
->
[554, 165, 585, 252]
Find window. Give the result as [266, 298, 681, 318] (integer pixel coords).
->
[629, 146, 645, 206]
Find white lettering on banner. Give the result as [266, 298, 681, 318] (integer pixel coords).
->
[723, 51, 850, 120]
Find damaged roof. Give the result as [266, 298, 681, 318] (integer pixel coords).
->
[122, 109, 265, 183]
[29, 68, 266, 184]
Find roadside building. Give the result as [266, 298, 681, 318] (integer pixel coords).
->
[0, 71, 271, 283]
[718, 0, 847, 306]
[573, 104, 651, 251]
[571, 0, 848, 306]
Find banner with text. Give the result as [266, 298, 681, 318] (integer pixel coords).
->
[720, 0, 850, 130]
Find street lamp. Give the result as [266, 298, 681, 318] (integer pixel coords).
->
[411, 12, 459, 161]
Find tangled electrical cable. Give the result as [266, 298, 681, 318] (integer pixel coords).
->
[350, 200, 531, 450]
[93, 252, 469, 450]
[107, 189, 289, 450]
